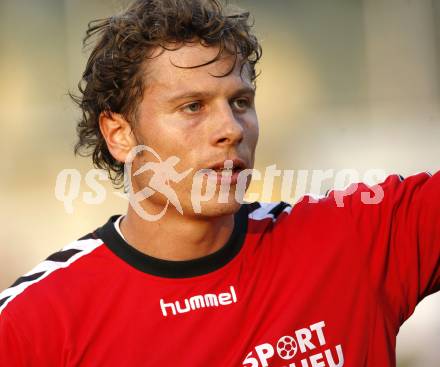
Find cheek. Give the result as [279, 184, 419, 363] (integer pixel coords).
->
[153, 130, 200, 172]
[252, 120, 259, 143]
[245, 114, 259, 147]
[137, 119, 188, 156]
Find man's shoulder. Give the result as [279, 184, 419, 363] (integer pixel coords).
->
[244, 201, 295, 235]
[0, 233, 105, 316]
[245, 201, 292, 221]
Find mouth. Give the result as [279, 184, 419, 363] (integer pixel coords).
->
[198, 158, 248, 186]
[208, 158, 247, 174]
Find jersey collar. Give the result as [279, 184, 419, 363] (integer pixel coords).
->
[95, 205, 248, 278]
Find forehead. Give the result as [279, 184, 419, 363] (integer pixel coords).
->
[143, 42, 253, 94]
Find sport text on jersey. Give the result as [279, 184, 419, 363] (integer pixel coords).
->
[243, 321, 344, 367]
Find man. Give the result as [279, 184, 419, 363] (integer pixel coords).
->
[0, 0, 438, 366]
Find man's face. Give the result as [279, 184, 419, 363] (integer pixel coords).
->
[128, 42, 259, 218]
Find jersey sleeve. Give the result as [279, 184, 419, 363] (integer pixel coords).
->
[336, 172, 440, 325]
[0, 309, 34, 367]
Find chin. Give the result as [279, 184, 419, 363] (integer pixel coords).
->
[186, 194, 242, 218]
[202, 201, 242, 218]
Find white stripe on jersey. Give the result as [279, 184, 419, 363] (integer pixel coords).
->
[0, 238, 103, 314]
[248, 202, 292, 221]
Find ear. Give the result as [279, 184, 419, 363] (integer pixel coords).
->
[99, 112, 136, 163]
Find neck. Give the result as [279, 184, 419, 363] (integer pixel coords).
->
[120, 205, 235, 261]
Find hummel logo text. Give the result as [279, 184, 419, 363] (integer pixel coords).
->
[160, 286, 238, 317]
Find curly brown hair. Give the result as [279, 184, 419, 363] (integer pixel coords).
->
[71, 0, 262, 186]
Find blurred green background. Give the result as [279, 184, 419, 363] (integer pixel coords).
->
[0, 0, 439, 365]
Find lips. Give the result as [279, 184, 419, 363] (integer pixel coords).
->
[200, 158, 248, 185]
[208, 158, 247, 173]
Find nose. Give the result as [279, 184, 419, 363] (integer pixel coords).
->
[210, 102, 244, 147]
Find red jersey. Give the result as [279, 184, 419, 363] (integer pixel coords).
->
[1, 172, 439, 367]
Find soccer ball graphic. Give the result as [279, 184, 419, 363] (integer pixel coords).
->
[276, 335, 298, 360]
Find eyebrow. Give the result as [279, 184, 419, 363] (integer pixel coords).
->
[165, 86, 256, 104]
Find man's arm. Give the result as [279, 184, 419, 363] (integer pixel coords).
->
[344, 172, 440, 325]
[0, 309, 33, 367]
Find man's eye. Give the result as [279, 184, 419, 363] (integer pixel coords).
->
[182, 102, 202, 113]
[232, 98, 250, 110]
